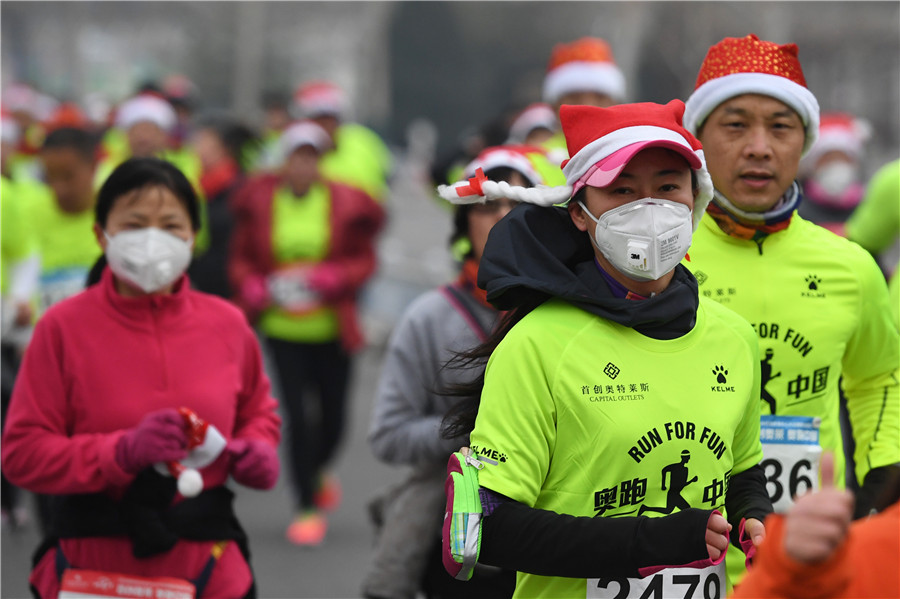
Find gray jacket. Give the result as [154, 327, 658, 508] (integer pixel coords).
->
[368, 284, 497, 467]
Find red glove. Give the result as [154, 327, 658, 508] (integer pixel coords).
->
[115, 408, 189, 474]
[227, 438, 279, 490]
[241, 275, 269, 312]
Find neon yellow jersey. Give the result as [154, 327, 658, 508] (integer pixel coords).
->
[846, 158, 900, 255]
[100, 127, 130, 168]
[471, 297, 763, 599]
[685, 213, 900, 487]
[250, 129, 283, 172]
[0, 174, 38, 294]
[889, 266, 899, 329]
[20, 181, 100, 314]
[540, 130, 570, 167]
[320, 123, 391, 202]
[259, 183, 339, 343]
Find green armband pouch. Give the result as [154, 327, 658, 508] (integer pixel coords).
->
[441, 447, 485, 580]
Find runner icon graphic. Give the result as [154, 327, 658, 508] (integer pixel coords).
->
[638, 449, 698, 515]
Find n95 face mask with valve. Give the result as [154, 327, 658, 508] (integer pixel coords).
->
[105, 227, 194, 293]
[578, 198, 693, 282]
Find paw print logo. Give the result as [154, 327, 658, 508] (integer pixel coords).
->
[713, 365, 728, 384]
[806, 275, 821, 291]
[603, 362, 620, 379]
[498, 453, 508, 463]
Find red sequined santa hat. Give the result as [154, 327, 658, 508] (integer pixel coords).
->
[683, 34, 820, 155]
[542, 37, 626, 105]
[293, 80, 346, 119]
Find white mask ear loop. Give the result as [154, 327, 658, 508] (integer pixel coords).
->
[577, 200, 605, 252]
[577, 201, 601, 225]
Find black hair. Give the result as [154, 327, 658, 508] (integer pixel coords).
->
[136, 81, 163, 96]
[41, 127, 99, 163]
[449, 165, 536, 257]
[86, 157, 201, 286]
[441, 294, 547, 439]
[193, 113, 260, 172]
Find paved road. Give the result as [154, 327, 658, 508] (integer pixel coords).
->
[1, 150, 457, 598]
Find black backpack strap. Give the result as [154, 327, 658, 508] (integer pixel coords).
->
[191, 541, 229, 597]
[54, 542, 70, 581]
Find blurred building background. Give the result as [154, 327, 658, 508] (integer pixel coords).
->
[3, 1, 899, 168]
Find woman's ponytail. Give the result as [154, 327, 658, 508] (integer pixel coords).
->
[86, 254, 107, 287]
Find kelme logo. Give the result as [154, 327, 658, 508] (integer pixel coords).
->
[803, 274, 825, 298]
[711, 365, 735, 392]
[471, 445, 507, 464]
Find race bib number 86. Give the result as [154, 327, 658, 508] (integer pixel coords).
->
[760, 415, 822, 513]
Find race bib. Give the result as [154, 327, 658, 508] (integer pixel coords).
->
[588, 562, 725, 599]
[59, 568, 195, 598]
[40, 267, 89, 313]
[267, 266, 323, 316]
[760, 415, 822, 513]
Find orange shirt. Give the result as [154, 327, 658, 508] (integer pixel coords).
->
[732, 503, 900, 599]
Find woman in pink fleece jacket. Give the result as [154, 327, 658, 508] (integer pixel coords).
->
[1, 157, 282, 599]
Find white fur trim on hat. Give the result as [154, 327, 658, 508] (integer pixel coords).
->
[692, 150, 714, 232]
[542, 61, 626, 104]
[507, 104, 557, 144]
[563, 126, 697, 184]
[280, 120, 332, 163]
[683, 72, 820, 155]
[116, 95, 177, 132]
[1, 116, 20, 145]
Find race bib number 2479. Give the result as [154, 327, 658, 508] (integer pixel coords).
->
[588, 562, 725, 599]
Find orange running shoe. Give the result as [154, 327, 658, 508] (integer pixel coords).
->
[286, 511, 327, 546]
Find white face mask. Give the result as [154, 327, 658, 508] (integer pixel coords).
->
[105, 227, 193, 293]
[811, 161, 858, 197]
[579, 198, 693, 282]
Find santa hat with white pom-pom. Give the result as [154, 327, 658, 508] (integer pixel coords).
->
[154, 407, 227, 497]
[438, 100, 713, 232]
